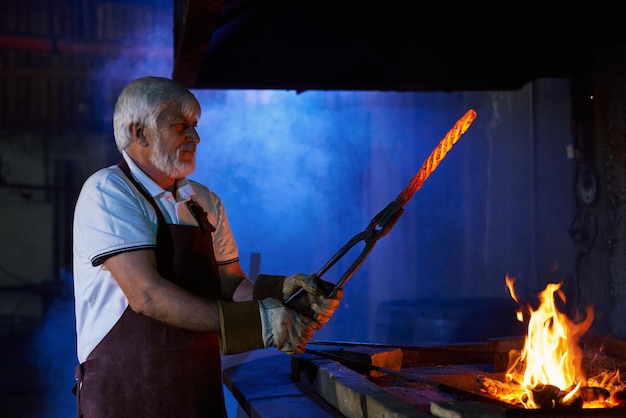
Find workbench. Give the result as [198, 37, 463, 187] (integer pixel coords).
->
[222, 350, 343, 418]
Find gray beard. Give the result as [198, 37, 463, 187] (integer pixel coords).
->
[150, 140, 195, 179]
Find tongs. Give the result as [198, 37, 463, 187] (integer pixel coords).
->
[285, 109, 477, 307]
[290, 200, 403, 303]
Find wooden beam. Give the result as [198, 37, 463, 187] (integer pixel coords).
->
[172, 0, 224, 88]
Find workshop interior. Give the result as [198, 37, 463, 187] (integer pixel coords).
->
[1, 0, 626, 416]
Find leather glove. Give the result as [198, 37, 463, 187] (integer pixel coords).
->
[217, 298, 318, 355]
[253, 273, 343, 327]
[258, 298, 317, 354]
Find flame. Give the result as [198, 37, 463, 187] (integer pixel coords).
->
[477, 276, 626, 409]
[502, 275, 596, 408]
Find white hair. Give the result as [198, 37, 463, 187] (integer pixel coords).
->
[112, 76, 201, 151]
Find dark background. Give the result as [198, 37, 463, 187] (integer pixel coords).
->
[2, 1, 626, 417]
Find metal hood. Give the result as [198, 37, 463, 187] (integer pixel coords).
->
[172, 0, 622, 92]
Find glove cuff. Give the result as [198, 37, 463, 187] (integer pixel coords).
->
[217, 300, 264, 355]
[252, 274, 286, 300]
[258, 298, 283, 348]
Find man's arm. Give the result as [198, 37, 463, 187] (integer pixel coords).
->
[105, 249, 342, 355]
[219, 261, 254, 301]
[104, 249, 221, 332]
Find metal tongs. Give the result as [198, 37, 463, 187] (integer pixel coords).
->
[289, 200, 404, 303]
[285, 109, 477, 307]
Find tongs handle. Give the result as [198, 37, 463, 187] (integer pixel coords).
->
[284, 200, 404, 307]
[322, 230, 377, 299]
[282, 232, 375, 309]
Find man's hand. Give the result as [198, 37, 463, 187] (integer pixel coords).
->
[217, 287, 343, 356]
[282, 272, 322, 299]
[282, 273, 343, 328]
[253, 273, 344, 327]
[258, 298, 317, 355]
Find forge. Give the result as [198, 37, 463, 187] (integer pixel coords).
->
[224, 334, 626, 418]
[224, 279, 625, 417]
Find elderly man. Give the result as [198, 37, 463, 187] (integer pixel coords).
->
[72, 76, 342, 417]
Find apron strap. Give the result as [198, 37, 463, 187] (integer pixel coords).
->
[118, 158, 168, 227]
[186, 199, 216, 233]
[118, 158, 216, 233]
[73, 360, 98, 418]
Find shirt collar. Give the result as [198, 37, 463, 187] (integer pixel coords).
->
[121, 150, 196, 200]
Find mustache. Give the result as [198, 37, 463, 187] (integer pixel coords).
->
[178, 143, 197, 152]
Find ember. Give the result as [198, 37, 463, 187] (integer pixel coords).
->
[476, 276, 626, 409]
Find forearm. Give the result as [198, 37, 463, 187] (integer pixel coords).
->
[144, 271, 254, 328]
[232, 278, 254, 301]
[104, 249, 222, 332]
[219, 261, 253, 301]
[136, 276, 222, 332]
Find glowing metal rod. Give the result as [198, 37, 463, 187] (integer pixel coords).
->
[396, 108, 477, 207]
[286, 109, 478, 306]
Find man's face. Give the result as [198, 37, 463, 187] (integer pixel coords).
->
[149, 103, 200, 179]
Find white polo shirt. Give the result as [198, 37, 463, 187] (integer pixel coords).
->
[73, 151, 239, 362]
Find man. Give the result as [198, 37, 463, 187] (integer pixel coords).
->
[72, 76, 342, 417]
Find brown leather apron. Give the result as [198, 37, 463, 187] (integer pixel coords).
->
[74, 160, 225, 418]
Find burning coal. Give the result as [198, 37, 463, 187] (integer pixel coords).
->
[476, 275, 626, 409]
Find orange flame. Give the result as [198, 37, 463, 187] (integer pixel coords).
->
[504, 275, 595, 408]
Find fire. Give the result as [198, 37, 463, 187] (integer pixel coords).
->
[504, 275, 593, 408]
[480, 275, 626, 409]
